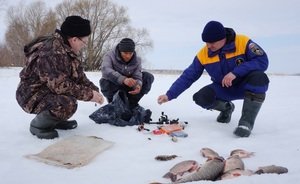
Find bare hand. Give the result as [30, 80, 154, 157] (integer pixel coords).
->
[124, 78, 137, 87]
[128, 84, 141, 95]
[91, 90, 104, 104]
[222, 72, 236, 88]
[157, 95, 169, 105]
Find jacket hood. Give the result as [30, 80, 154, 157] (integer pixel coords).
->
[225, 27, 236, 44]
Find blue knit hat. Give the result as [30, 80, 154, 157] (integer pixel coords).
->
[202, 21, 226, 43]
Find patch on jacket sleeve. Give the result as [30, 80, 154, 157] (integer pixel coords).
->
[249, 43, 264, 56]
[235, 57, 244, 66]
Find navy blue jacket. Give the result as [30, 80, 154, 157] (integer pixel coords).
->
[166, 29, 268, 100]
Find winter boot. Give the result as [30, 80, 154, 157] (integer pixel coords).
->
[213, 100, 235, 123]
[234, 92, 265, 137]
[144, 109, 152, 123]
[30, 111, 59, 139]
[54, 120, 78, 130]
[129, 95, 144, 110]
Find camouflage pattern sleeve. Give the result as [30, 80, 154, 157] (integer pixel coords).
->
[36, 50, 95, 101]
[79, 72, 99, 92]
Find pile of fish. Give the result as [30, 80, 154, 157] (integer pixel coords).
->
[151, 148, 288, 184]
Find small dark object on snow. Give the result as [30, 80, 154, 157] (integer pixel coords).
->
[146, 112, 188, 125]
[155, 155, 178, 161]
[137, 124, 150, 131]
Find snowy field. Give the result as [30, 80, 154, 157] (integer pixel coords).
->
[0, 67, 299, 184]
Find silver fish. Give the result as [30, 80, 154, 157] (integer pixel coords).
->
[200, 147, 220, 159]
[230, 149, 254, 158]
[255, 165, 288, 174]
[221, 169, 254, 180]
[175, 157, 225, 183]
[163, 160, 199, 182]
[223, 155, 245, 173]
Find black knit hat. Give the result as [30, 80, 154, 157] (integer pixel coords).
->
[61, 15, 91, 37]
[118, 38, 135, 52]
[202, 21, 226, 43]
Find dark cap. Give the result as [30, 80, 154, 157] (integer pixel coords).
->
[61, 15, 91, 37]
[201, 21, 226, 43]
[118, 38, 135, 52]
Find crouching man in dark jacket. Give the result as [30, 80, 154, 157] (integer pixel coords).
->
[100, 38, 154, 110]
[16, 16, 104, 139]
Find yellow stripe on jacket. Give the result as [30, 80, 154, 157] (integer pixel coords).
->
[196, 35, 250, 65]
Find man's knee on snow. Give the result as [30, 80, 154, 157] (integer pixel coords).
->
[193, 86, 216, 109]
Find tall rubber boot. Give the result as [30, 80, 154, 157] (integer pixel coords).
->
[30, 111, 59, 139]
[54, 120, 77, 130]
[234, 92, 265, 137]
[128, 94, 143, 110]
[213, 100, 235, 123]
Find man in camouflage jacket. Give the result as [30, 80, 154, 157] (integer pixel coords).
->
[16, 16, 104, 139]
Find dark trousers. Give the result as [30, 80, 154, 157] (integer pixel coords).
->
[100, 71, 154, 108]
[193, 71, 269, 109]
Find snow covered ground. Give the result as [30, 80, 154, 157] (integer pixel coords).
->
[0, 67, 299, 184]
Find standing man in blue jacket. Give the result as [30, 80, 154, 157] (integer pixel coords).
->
[157, 21, 269, 137]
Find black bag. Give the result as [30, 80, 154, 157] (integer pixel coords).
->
[89, 90, 151, 126]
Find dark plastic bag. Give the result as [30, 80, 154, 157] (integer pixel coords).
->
[89, 90, 151, 126]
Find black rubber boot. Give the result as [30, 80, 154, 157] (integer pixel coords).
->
[128, 95, 144, 110]
[234, 92, 265, 137]
[213, 100, 235, 123]
[30, 111, 59, 139]
[54, 120, 78, 130]
[144, 109, 152, 123]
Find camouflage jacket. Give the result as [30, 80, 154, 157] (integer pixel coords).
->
[16, 30, 99, 113]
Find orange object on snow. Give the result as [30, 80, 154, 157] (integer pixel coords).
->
[152, 129, 164, 135]
[160, 124, 183, 134]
